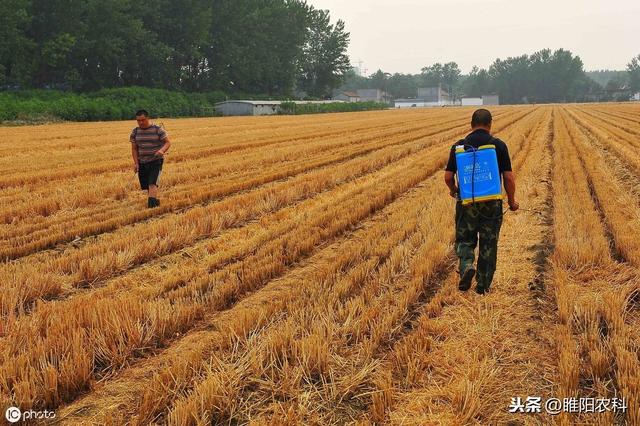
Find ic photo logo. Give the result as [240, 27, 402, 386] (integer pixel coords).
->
[5, 406, 56, 423]
[5, 407, 21, 423]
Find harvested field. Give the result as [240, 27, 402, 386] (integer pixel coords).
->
[1, 104, 639, 425]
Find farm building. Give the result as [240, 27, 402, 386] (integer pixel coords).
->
[394, 99, 428, 108]
[417, 84, 452, 106]
[460, 95, 500, 106]
[334, 91, 361, 102]
[632, 92, 640, 101]
[356, 89, 390, 103]
[215, 100, 345, 116]
[482, 94, 500, 105]
[461, 97, 483, 106]
[215, 100, 282, 116]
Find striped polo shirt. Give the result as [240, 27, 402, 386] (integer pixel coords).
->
[130, 124, 168, 164]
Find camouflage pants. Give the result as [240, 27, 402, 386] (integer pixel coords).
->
[455, 200, 503, 290]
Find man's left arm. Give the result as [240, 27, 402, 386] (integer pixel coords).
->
[498, 142, 518, 210]
[160, 136, 171, 155]
[157, 136, 171, 156]
[503, 171, 518, 211]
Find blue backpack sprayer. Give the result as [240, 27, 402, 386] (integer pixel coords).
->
[455, 144, 502, 205]
[455, 143, 508, 220]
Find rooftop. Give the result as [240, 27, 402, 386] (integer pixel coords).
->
[215, 100, 345, 106]
[216, 100, 282, 106]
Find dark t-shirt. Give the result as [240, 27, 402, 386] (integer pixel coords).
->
[445, 129, 512, 174]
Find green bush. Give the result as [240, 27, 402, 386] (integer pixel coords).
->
[0, 87, 228, 123]
[280, 101, 387, 115]
[279, 101, 297, 114]
[0, 90, 387, 123]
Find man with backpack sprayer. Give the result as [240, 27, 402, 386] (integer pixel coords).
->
[130, 109, 171, 208]
[444, 109, 519, 295]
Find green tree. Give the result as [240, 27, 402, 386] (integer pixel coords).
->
[0, 0, 32, 85]
[368, 69, 387, 91]
[205, 0, 310, 95]
[604, 75, 630, 101]
[585, 70, 627, 89]
[441, 62, 461, 88]
[420, 62, 460, 88]
[528, 49, 552, 102]
[298, 7, 351, 98]
[72, 0, 169, 91]
[488, 55, 531, 104]
[628, 54, 640, 93]
[141, 0, 212, 90]
[420, 63, 443, 86]
[387, 73, 421, 98]
[549, 49, 585, 102]
[337, 68, 368, 93]
[27, 0, 87, 87]
[462, 66, 491, 97]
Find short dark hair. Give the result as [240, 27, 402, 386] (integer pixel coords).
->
[471, 109, 492, 127]
[135, 109, 149, 117]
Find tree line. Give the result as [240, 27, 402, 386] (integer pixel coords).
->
[0, 0, 351, 98]
[342, 50, 640, 104]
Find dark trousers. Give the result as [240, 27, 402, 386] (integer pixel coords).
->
[455, 200, 503, 290]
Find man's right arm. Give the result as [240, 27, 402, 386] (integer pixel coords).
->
[444, 146, 459, 198]
[444, 171, 458, 198]
[130, 135, 139, 172]
[503, 171, 519, 211]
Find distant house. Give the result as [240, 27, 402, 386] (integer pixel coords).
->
[632, 92, 640, 101]
[460, 95, 500, 106]
[356, 89, 390, 103]
[416, 84, 453, 106]
[215, 100, 345, 116]
[461, 97, 483, 106]
[605, 84, 633, 101]
[216, 100, 281, 116]
[482, 95, 500, 106]
[394, 99, 428, 108]
[215, 100, 282, 116]
[334, 91, 361, 102]
[394, 84, 452, 108]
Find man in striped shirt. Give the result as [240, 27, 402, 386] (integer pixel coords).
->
[130, 109, 171, 208]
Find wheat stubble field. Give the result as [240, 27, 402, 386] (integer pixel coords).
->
[0, 104, 639, 425]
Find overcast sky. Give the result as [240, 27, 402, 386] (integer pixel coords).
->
[307, 0, 640, 75]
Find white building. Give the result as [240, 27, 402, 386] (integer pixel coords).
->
[356, 89, 390, 103]
[417, 84, 453, 106]
[394, 99, 428, 108]
[461, 97, 483, 106]
[215, 100, 282, 116]
[632, 92, 640, 101]
[394, 99, 454, 108]
[334, 91, 361, 102]
[482, 94, 500, 105]
[215, 100, 345, 116]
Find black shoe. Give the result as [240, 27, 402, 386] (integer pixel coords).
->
[154, 198, 160, 207]
[475, 285, 488, 295]
[147, 197, 154, 208]
[458, 266, 476, 291]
